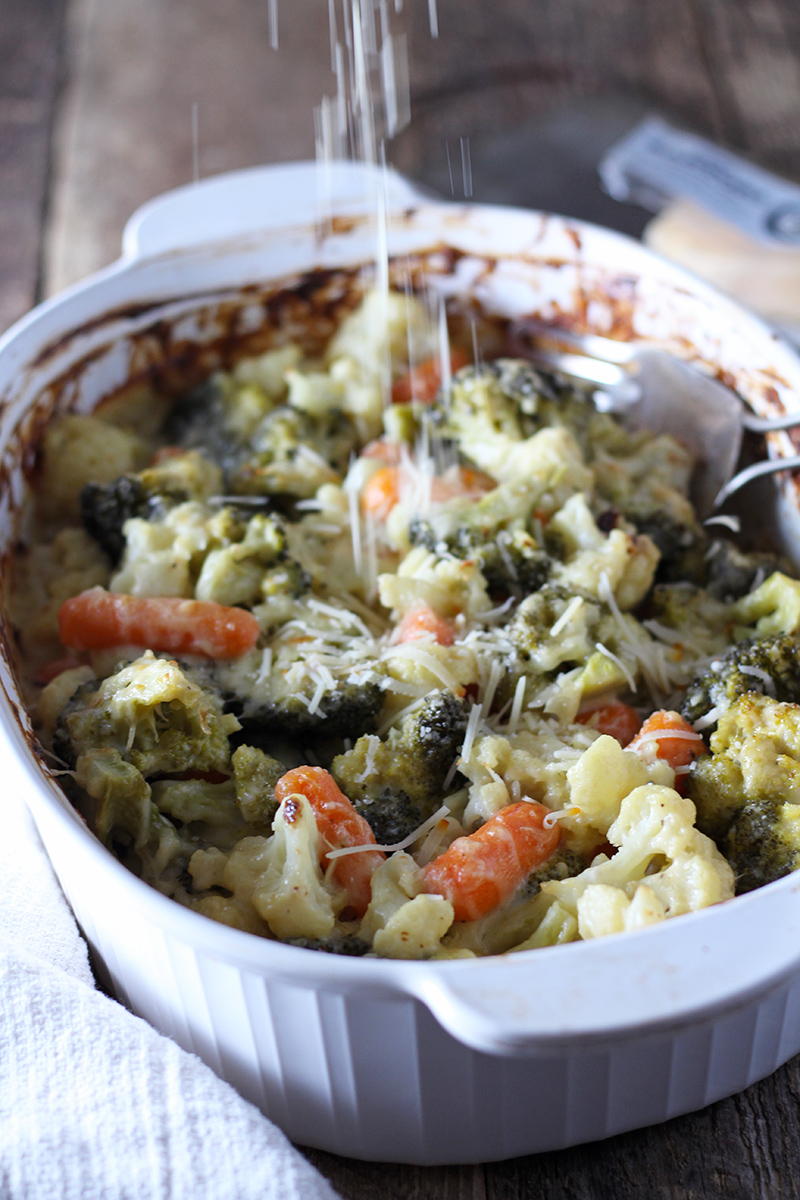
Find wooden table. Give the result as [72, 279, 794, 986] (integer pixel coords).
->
[4, 1, 800, 1195]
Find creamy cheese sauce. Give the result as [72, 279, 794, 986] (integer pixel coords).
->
[11, 285, 800, 957]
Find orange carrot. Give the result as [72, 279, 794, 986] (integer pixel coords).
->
[391, 348, 471, 405]
[274, 766, 385, 917]
[395, 604, 456, 646]
[361, 466, 401, 520]
[629, 710, 706, 772]
[422, 802, 560, 922]
[58, 588, 260, 659]
[361, 463, 494, 522]
[429, 465, 495, 503]
[576, 700, 642, 748]
[360, 438, 404, 465]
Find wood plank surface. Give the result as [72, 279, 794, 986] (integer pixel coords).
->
[43, 0, 331, 294]
[0, 0, 66, 331]
[7, 0, 800, 1196]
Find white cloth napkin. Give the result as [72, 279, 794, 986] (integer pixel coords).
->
[0, 790, 341, 1200]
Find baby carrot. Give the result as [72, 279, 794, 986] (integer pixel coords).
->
[422, 802, 560, 922]
[58, 588, 260, 659]
[274, 766, 385, 917]
[629, 710, 706, 772]
[429, 465, 495, 503]
[361, 463, 494, 522]
[361, 466, 401, 520]
[395, 604, 456, 647]
[391, 347, 471, 405]
[576, 700, 642, 747]
[360, 438, 404, 465]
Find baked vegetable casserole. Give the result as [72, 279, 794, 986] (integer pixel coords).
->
[12, 285, 800, 959]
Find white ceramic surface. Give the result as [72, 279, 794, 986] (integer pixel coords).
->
[2, 162, 800, 1162]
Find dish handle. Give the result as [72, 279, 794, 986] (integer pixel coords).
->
[403, 880, 800, 1057]
[121, 160, 429, 262]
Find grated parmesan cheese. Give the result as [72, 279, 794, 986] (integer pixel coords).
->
[693, 705, 725, 731]
[461, 702, 483, 764]
[595, 641, 637, 693]
[507, 675, 527, 734]
[326, 803, 453, 859]
[383, 643, 462, 691]
[739, 665, 777, 695]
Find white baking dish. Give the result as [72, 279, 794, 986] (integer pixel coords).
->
[3, 162, 800, 1164]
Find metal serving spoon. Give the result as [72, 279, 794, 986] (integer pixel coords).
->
[510, 320, 800, 517]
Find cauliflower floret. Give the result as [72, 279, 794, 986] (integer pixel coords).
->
[285, 369, 347, 418]
[360, 852, 455, 959]
[383, 639, 478, 696]
[112, 502, 292, 604]
[559, 734, 674, 854]
[328, 356, 384, 442]
[550, 494, 659, 610]
[732, 571, 800, 637]
[11, 527, 111, 653]
[464, 425, 594, 492]
[111, 501, 214, 597]
[232, 343, 302, 399]
[543, 784, 735, 936]
[373, 895, 455, 959]
[37, 414, 146, 520]
[577, 882, 666, 938]
[378, 546, 490, 621]
[235, 794, 337, 940]
[326, 289, 438, 385]
[460, 722, 599, 829]
[359, 851, 422, 941]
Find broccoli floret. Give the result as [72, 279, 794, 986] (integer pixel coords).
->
[231, 744, 284, 826]
[332, 691, 469, 827]
[507, 584, 607, 673]
[55, 652, 238, 778]
[704, 541, 785, 602]
[724, 799, 800, 892]
[231, 407, 358, 501]
[357, 791, 427, 846]
[521, 846, 587, 896]
[618, 505, 707, 585]
[75, 747, 183, 882]
[80, 449, 224, 565]
[234, 679, 385, 739]
[409, 519, 550, 599]
[285, 935, 371, 955]
[435, 358, 585, 435]
[681, 633, 800, 729]
[162, 378, 244, 479]
[688, 693, 800, 891]
[80, 476, 149, 564]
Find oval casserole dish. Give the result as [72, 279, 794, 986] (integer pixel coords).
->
[3, 162, 800, 1163]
